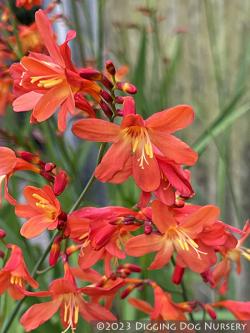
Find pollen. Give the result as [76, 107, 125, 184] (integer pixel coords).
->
[121, 126, 154, 169]
[62, 294, 79, 333]
[165, 226, 207, 259]
[10, 275, 23, 287]
[30, 75, 63, 89]
[32, 193, 57, 219]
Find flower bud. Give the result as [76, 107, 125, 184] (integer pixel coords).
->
[53, 170, 69, 196]
[66, 244, 81, 256]
[100, 100, 113, 119]
[0, 229, 6, 239]
[172, 265, 185, 284]
[44, 162, 56, 172]
[102, 76, 114, 90]
[18, 151, 40, 164]
[121, 285, 136, 299]
[144, 221, 152, 234]
[100, 90, 113, 103]
[122, 263, 141, 273]
[79, 68, 102, 81]
[105, 60, 116, 76]
[205, 304, 217, 320]
[49, 235, 62, 266]
[116, 82, 137, 94]
[115, 96, 125, 104]
[40, 170, 54, 182]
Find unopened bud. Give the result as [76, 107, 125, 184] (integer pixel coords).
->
[40, 170, 54, 182]
[172, 265, 185, 284]
[122, 263, 141, 273]
[100, 100, 113, 119]
[49, 235, 62, 266]
[44, 162, 56, 172]
[115, 96, 125, 104]
[0, 229, 6, 239]
[116, 82, 137, 94]
[79, 68, 102, 81]
[100, 90, 113, 103]
[102, 76, 114, 90]
[121, 285, 136, 299]
[0, 250, 5, 259]
[53, 170, 68, 196]
[18, 151, 40, 164]
[105, 60, 116, 76]
[66, 244, 80, 256]
[205, 305, 217, 320]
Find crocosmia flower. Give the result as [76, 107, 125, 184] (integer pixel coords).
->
[10, 10, 100, 131]
[20, 264, 116, 332]
[126, 200, 222, 273]
[72, 97, 197, 192]
[0, 146, 39, 204]
[129, 284, 192, 320]
[0, 244, 38, 300]
[15, 185, 61, 238]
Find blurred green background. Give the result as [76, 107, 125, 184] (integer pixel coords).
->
[0, 0, 250, 331]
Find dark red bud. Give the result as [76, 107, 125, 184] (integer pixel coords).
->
[100, 100, 113, 119]
[102, 76, 114, 90]
[40, 170, 54, 182]
[115, 96, 125, 104]
[44, 162, 56, 172]
[105, 60, 116, 76]
[124, 263, 141, 273]
[79, 68, 102, 81]
[0, 250, 5, 259]
[100, 90, 113, 103]
[53, 170, 68, 196]
[49, 235, 62, 266]
[18, 151, 40, 164]
[116, 82, 137, 94]
[172, 265, 185, 284]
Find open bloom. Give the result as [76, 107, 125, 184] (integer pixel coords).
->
[0, 146, 39, 204]
[0, 244, 38, 300]
[72, 97, 197, 192]
[10, 10, 100, 131]
[211, 300, 250, 320]
[129, 284, 192, 320]
[213, 220, 250, 294]
[126, 200, 222, 273]
[68, 206, 138, 275]
[20, 264, 116, 332]
[15, 185, 62, 238]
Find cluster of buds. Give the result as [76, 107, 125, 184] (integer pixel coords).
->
[18, 151, 69, 196]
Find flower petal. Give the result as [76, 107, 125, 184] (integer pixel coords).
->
[149, 242, 173, 270]
[126, 234, 162, 257]
[150, 132, 198, 166]
[146, 105, 194, 133]
[32, 83, 70, 122]
[0, 147, 16, 175]
[72, 119, 119, 142]
[152, 200, 176, 233]
[13, 91, 42, 112]
[35, 10, 65, 67]
[20, 215, 54, 238]
[20, 299, 61, 332]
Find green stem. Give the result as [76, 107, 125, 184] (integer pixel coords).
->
[97, 0, 105, 69]
[6, 1, 23, 59]
[71, 0, 85, 65]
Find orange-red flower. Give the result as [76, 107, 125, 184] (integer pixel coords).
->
[20, 264, 116, 332]
[15, 185, 62, 238]
[211, 300, 250, 320]
[68, 206, 138, 275]
[16, 0, 42, 10]
[213, 220, 250, 294]
[0, 146, 39, 204]
[72, 97, 197, 192]
[0, 244, 38, 300]
[126, 200, 222, 273]
[10, 10, 100, 131]
[129, 284, 192, 320]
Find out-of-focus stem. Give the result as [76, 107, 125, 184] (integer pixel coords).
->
[6, 1, 23, 59]
[71, 0, 85, 65]
[97, 0, 105, 69]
